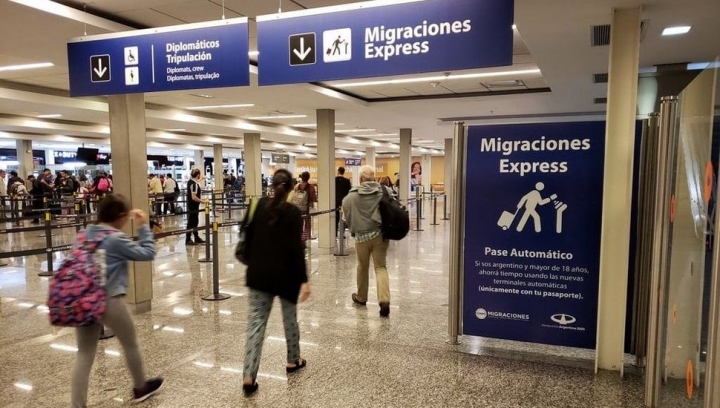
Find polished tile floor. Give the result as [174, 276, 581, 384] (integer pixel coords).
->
[0, 209, 704, 407]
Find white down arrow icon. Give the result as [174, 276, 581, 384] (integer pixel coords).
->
[293, 37, 312, 61]
[93, 58, 107, 78]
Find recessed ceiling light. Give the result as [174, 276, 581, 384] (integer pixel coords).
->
[187, 103, 254, 110]
[334, 68, 541, 88]
[37, 114, 62, 118]
[0, 62, 54, 73]
[163, 128, 187, 132]
[662, 26, 691, 36]
[248, 114, 307, 120]
[512, 24, 517, 30]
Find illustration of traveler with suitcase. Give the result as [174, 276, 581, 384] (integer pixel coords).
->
[497, 182, 558, 233]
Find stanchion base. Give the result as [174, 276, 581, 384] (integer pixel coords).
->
[0, 262, 9, 267]
[99, 328, 115, 340]
[446, 339, 462, 346]
[38, 271, 53, 277]
[430, 223, 440, 226]
[198, 258, 214, 263]
[202, 293, 231, 301]
[334, 253, 350, 257]
[441, 217, 450, 221]
[414, 229, 424, 232]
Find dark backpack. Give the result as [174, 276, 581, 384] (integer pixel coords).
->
[379, 187, 409, 240]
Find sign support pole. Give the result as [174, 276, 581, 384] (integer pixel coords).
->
[448, 122, 465, 345]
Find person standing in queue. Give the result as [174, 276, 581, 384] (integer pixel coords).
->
[335, 167, 352, 236]
[293, 171, 316, 241]
[241, 169, 311, 396]
[163, 173, 177, 215]
[71, 194, 163, 407]
[186, 168, 208, 245]
[343, 165, 392, 318]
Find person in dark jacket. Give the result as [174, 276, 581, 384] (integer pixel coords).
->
[242, 169, 311, 396]
[27, 175, 42, 224]
[335, 167, 352, 236]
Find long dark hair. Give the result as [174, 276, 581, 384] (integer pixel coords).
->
[267, 169, 293, 224]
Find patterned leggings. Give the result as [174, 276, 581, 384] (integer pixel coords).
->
[243, 289, 301, 381]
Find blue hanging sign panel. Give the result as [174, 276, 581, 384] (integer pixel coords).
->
[67, 19, 250, 97]
[462, 122, 606, 349]
[256, 0, 514, 86]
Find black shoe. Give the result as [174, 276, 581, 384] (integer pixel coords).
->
[242, 381, 258, 396]
[352, 293, 367, 306]
[286, 358, 307, 373]
[379, 302, 390, 317]
[185, 240, 195, 245]
[130, 377, 164, 404]
[194, 238, 206, 245]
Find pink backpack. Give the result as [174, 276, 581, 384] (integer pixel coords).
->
[47, 230, 113, 327]
[97, 177, 110, 192]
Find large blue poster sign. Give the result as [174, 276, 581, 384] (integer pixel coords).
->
[256, 0, 514, 86]
[462, 122, 606, 349]
[67, 19, 249, 97]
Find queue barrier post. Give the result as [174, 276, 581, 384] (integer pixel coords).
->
[202, 222, 231, 302]
[74, 203, 82, 232]
[199, 206, 213, 263]
[442, 194, 450, 221]
[431, 194, 439, 226]
[414, 194, 424, 232]
[38, 211, 54, 277]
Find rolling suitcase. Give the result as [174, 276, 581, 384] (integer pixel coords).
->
[497, 209, 518, 230]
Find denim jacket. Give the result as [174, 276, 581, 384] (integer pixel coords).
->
[84, 224, 156, 298]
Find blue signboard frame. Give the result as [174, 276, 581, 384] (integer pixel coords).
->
[67, 19, 250, 97]
[461, 122, 606, 349]
[257, 0, 514, 86]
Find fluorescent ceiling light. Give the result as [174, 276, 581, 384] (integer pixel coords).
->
[187, 103, 254, 110]
[190, 93, 215, 99]
[339, 129, 376, 133]
[662, 26, 691, 36]
[335, 68, 542, 88]
[14, 383, 33, 392]
[294, 123, 345, 127]
[368, 133, 398, 137]
[163, 128, 186, 132]
[37, 114, 62, 118]
[0, 62, 54, 72]
[248, 114, 307, 120]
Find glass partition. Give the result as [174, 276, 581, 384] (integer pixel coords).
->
[648, 57, 719, 407]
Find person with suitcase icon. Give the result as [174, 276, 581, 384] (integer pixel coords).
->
[497, 182, 557, 232]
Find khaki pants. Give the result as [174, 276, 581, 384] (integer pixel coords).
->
[355, 235, 391, 304]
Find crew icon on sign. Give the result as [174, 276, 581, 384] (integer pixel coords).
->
[497, 182, 567, 233]
[323, 28, 352, 63]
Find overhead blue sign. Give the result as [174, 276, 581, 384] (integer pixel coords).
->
[67, 19, 250, 97]
[462, 122, 606, 349]
[256, 0, 514, 86]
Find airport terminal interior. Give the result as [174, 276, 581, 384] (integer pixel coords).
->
[0, 0, 719, 407]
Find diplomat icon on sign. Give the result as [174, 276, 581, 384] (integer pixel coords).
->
[323, 28, 352, 63]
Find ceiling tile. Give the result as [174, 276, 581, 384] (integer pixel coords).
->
[153, 0, 243, 24]
[116, 9, 187, 26]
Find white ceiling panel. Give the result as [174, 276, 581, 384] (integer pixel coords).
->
[220, 0, 305, 19]
[116, 9, 187, 27]
[152, 1, 243, 24]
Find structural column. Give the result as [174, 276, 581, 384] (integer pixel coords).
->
[317, 109, 336, 251]
[399, 129, 412, 203]
[444, 138, 453, 214]
[213, 143, 223, 189]
[365, 147, 376, 170]
[108, 94, 152, 313]
[15, 140, 33, 178]
[193, 150, 204, 171]
[243, 133, 262, 200]
[595, 7, 642, 374]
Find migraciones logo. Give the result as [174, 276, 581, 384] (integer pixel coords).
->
[475, 307, 529, 321]
[550, 314, 577, 326]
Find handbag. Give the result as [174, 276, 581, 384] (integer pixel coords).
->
[235, 198, 260, 265]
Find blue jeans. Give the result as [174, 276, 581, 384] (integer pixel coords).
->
[243, 289, 300, 381]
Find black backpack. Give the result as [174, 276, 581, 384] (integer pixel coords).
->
[379, 187, 409, 240]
